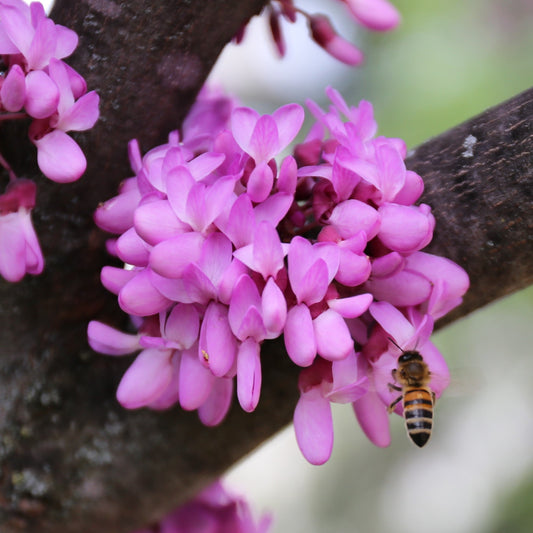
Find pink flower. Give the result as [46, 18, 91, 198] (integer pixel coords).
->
[90, 85, 469, 462]
[0, 179, 43, 281]
[0, 0, 78, 69]
[29, 59, 99, 183]
[131, 480, 271, 533]
[231, 103, 304, 202]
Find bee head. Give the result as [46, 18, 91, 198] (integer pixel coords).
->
[398, 351, 423, 364]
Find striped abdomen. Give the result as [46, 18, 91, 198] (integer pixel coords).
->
[403, 387, 433, 447]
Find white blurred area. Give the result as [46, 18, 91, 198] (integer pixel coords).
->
[208, 0, 361, 111]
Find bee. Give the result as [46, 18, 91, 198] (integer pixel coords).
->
[388, 340, 435, 448]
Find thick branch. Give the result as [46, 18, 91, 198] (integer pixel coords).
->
[0, 1, 531, 531]
[409, 86, 533, 326]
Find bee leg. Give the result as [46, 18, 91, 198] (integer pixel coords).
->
[432, 391, 436, 404]
[387, 395, 402, 414]
[388, 383, 402, 392]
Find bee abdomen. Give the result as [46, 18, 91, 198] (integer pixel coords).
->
[403, 388, 433, 448]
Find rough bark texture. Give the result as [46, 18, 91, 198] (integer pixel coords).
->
[0, 0, 531, 531]
[409, 87, 533, 326]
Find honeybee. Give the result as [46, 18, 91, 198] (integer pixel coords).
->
[388, 340, 435, 448]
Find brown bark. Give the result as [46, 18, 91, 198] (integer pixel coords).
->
[0, 1, 531, 532]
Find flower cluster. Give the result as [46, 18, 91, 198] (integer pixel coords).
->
[131, 480, 271, 533]
[237, 0, 400, 65]
[88, 85, 469, 463]
[0, 0, 99, 281]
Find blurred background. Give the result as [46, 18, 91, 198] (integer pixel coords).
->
[208, 1, 533, 532]
[35, 0, 533, 531]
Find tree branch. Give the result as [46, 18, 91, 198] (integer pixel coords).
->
[0, 1, 531, 531]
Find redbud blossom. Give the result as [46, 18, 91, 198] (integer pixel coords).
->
[89, 86, 469, 462]
[130, 480, 271, 533]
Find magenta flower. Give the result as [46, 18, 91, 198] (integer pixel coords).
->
[90, 85, 469, 462]
[0, 178, 43, 282]
[29, 59, 99, 183]
[231, 103, 304, 202]
[131, 480, 271, 533]
[0, 1, 98, 283]
[0, 0, 77, 69]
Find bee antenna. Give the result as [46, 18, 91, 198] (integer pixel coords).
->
[387, 337, 404, 353]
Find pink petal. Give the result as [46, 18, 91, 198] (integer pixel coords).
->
[284, 304, 316, 367]
[371, 251, 404, 278]
[369, 301, 415, 348]
[0, 212, 27, 282]
[179, 347, 215, 410]
[95, 187, 141, 234]
[134, 199, 188, 244]
[87, 321, 140, 355]
[327, 293, 373, 318]
[248, 114, 279, 162]
[118, 268, 172, 316]
[115, 227, 150, 266]
[222, 193, 254, 248]
[0, 4, 32, 58]
[277, 155, 297, 195]
[327, 351, 369, 403]
[197, 232, 233, 289]
[187, 152, 225, 179]
[100, 265, 137, 294]
[345, 0, 401, 31]
[313, 309, 353, 361]
[218, 258, 248, 305]
[272, 104, 305, 150]
[253, 191, 293, 227]
[365, 268, 431, 307]
[55, 90, 99, 131]
[48, 58, 74, 115]
[253, 220, 285, 279]
[1, 64, 25, 112]
[246, 161, 274, 203]
[295, 258, 329, 305]
[148, 352, 181, 410]
[178, 263, 216, 305]
[294, 387, 333, 465]
[393, 170, 424, 205]
[353, 389, 391, 447]
[116, 348, 173, 409]
[405, 252, 469, 319]
[149, 232, 204, 278]
[329, 199, 380, 240]
[198, 377, 233, 426]
[378, 203, 435, 253]
[164, 303, 199, 349]
[236, 338, 262, 412]
[335, 248, 371, 286]
[54, 24, 78, 58]
[228, 274, 263, 339]
[28, 19, 57, 70]
[231, 106, 260, 154]
[199, 302, 238, 377]
[261, 278, 287, 337]
[33, 129, 86, 182]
